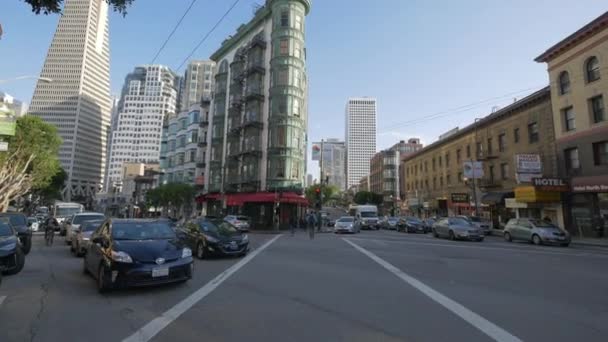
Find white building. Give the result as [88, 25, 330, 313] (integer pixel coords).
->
[317, 139, 346, 191]
[29, 0, 111, 200]
[179, 60, 215, 110]
[107, 65, 178, 191]
[345, 97, 377, 189]
[0, 92, 27, 116]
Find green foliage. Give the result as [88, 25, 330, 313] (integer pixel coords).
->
[34, 167, 67, 204]
[304, 185, 339, 205]
[22, 0, 134, 15]
[146, 183, 195, 215]
[353, 191, 383, 205]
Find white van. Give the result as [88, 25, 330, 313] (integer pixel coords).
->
[353, 205, 380, 230]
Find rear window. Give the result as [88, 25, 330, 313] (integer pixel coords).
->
[112, 222, 176, 240]
[73, 214, 105, 224]
[81, 221, 103, 232]
[1, 214, 26, 226]
[236, 216, 249, 221]
[0, 222, 13, 236]
[338, 217, 354, 222]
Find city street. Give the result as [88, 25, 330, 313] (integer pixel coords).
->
[1, 230, 608, 342]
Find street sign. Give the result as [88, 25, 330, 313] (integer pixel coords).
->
[451, 193, 470, 203]
[515, 154, 542, 173]
[463, 161, 484, 179]
[0, 141, 7, 151]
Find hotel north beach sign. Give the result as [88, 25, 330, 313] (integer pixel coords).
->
[531, 178, 569, 192]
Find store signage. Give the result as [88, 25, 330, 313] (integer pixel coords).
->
[532, 178, 569, 192]
[0, 141, 8, 151]
[572, 184, 608, 192]
[515, 154, 542, 173]
[451, 193, 470, 203]
[463, 161, 484, 179]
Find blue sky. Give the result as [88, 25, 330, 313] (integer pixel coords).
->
[1, 0, 607, 179]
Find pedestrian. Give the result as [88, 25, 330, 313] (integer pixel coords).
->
[307, 211, 316, 239]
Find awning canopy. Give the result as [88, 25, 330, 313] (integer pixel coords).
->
[481, 191, 514, 205]
[196, 192, 308, 206]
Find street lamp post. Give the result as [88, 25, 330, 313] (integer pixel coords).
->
[0, 75, 53, 84]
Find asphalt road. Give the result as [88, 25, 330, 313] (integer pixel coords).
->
[1, 230, 607, 342]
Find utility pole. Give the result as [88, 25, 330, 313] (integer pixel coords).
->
[318, 139, 324, 232]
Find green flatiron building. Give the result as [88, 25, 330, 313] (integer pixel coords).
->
[202, 0, 311, 226]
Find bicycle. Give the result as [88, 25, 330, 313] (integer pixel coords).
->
[45, 226, 55, 246]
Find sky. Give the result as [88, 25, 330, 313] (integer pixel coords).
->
[1, 0, 607, 180]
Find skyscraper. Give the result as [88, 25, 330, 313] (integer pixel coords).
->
[179, 60, 215, 110]
[29, 0, 111, 200]
[345, 97, 377, 189]
[107, 65, 178, 191]
[317, 139, 346, 191]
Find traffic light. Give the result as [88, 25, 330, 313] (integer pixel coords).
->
[315, 187, 322, 209]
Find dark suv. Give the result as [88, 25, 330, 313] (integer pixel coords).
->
[0, 213, 32, 254]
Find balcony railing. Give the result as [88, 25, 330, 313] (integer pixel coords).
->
[199, 118, 209, 127]
[197, 138, 208, 147]
[245, 88, 265, 101]
[478, 178, 502, 188]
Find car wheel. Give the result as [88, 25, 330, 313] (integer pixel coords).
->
[448, 230, 455, 241]
[561, 243, 570, 247]
[97, 264, 110, 293]
[504, 232, 512, 242]
[196, 241, 206, 259]
[5, 247, 25, 275]
[532, 234, 542, 245]
[20, 236, 32, 255]
[432, 229, 439, 238]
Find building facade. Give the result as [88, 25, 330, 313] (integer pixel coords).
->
[535, 12, 608, 238]
[179, 60, 215, 111]
[370, 149, 400, 215]
[202, 0, 311, 228]
[317, 139, 346, 191]
[107, 65, 178, 192]
[345, 97, 377, 189]
[0, 92, 27, 116]
[394, 138, 424, 201]
[401, 87, 561, 228]
[29, 0, 111, 201]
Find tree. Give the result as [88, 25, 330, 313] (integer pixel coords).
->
[34, 167, 67, 204]
[353, 191, 383, 206]
[22, 0, 134, 15]
[304, 185, 339, 207]
[145, 183, 195, 217]
[0, 116, 62, 212]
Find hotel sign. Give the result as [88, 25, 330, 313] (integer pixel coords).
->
[532, 178, 569, 192]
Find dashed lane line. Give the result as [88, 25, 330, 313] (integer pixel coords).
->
[343, 238, 523, 342]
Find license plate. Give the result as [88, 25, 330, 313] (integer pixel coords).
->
[152, 267, 169, 278]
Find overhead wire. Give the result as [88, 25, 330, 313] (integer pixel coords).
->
[150, 0, 199, 64]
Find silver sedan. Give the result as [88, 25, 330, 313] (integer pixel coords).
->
[334, 216, 359, 234]
[432, 217, 484, 241]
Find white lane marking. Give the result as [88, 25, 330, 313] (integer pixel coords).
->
[0, 296, 6, 307]
[349, 237, 608, 258]
[343, 238, 523, 342]
[123, 234, 282, 342]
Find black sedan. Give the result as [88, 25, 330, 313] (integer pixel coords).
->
[83, 219, 193, 293]
[179, 218, 249, 259]
[0, 220, 25, 275]
[0, 213, 32, 254]
[398, 217, 426, 233]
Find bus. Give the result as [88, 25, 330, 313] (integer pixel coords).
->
[52, 201, 84, 223]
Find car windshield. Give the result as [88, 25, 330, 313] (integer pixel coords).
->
[81, 221, 103, 232]
[449, 218, 472, 226]
[28, 217, 37, 223]
[407, 217, 422, 223]
[468, 217, 482, 222]
[236, 216, 249, 221]
[0, 222, 13, 236]
[530, 219, 558, 228]
[112, 222, 176, 240]
[56, 207, 82, 217]
[73, 214, 104, 224]
[201, 220, 238, 235]
[338, 217, 354, 222]
[388, 217, 398, 221]
[360, 212, 377, 218]
[1, 214, 26, 226]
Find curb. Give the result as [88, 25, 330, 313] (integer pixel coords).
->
[571, 240, 608, 248]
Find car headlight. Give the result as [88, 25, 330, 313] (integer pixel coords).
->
[182, 247, 192, 258]
[0, 243, 16, 251]
[111, 250, 133, 263]
[242, 234, 249, 242]
[83, 237, 90, 241]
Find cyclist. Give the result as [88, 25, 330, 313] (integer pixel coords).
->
[44, 216, 59, 246]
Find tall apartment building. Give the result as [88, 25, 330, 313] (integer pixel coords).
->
[179, 60, 215, 110]
[107, 65, 178, 191]
[535, 12, 608, 238]
[29, 0, 111, 200]
[202, 0, 311, 227]
[345, 97, 377, 189]
[370, 149, 400, 214]
[392, 138, 424, 199]
[0, 92, 27, 116]
[317, 139, 346, 191]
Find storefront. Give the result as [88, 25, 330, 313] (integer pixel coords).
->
[567, 175, 608, 238]
[481, 191, 514, 229]
[509, 185, 565, 228]
[449, 193, 472, 216]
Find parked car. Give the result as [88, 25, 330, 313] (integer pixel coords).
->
[457, 216, 491, 235]
[0, 213, 32, 254]
[70, 219, 104, 257]
[179, 218, 249, 259]
[27, 217, 40, 232]
[334, 216, 359, 234]
[0, 219, 25, 275]
[398, 217, 425, 233]
[64, 212, 106, 245]
[327, 219, 336, 227]
[422, 218, 437, 233]
[83, 219, 193, 292]
[383, 217, 400, 230]
[503, 218, 570, 246]
[432, 217, 484, 241]
[224, 215, 250, 232]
